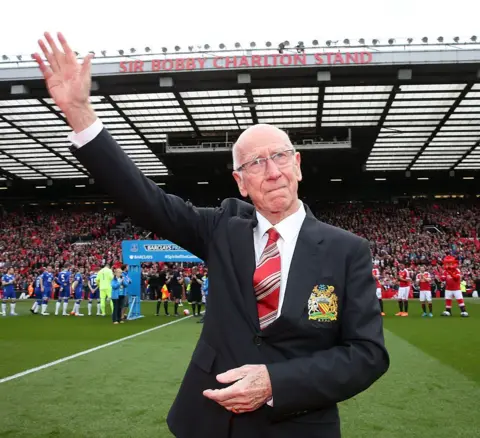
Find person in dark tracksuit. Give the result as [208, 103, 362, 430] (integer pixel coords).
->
[111, 268, 128, 325]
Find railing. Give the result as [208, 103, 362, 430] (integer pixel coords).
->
[166, 139, 351, 153]
[166, 142, 234, 153]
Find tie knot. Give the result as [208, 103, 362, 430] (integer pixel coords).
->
[267, 228, 280, 243]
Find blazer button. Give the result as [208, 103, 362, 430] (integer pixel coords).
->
[253, 335, 262, 346]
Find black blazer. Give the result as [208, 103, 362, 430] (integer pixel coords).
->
[73, 129, 389, 438]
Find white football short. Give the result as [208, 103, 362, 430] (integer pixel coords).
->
[445, 290, 463, 300]
[398, 286, 410, 300]
[419, 290, 432, 302]
[376, 288, 382, 299]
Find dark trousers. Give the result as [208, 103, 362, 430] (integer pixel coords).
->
[112, 296, 124, 323]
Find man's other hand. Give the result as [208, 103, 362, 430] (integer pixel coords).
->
[203, 364, 272, 414]
[33, 32, 96, 132]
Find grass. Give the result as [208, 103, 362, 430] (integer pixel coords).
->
[1, 299, 479, 437]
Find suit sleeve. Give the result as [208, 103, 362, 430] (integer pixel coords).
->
[266, 238, 389, 415]
[72, 128, 223, 261]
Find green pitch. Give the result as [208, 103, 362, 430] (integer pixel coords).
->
[1, 299, 479, 437]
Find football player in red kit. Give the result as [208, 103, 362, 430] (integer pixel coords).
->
[416, 266, 433, 317]
[396, 264, 411, 316]
[372, 268, 385, 316]
[441, 256, 468, 317]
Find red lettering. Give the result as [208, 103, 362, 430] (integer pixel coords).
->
[175, 58, 185, 70]
[185, 58, 196, 70]
[326, 53, 334, 64]
[271, 54, 279, 66]
[119, 61, 128, 73]
[360, 52, 373, 64]
[314, 53, 324, 65]
[197, 58, 206, 69]
[225, 57, 237, 68]
[251, 55, 261, 67]
[263, 55, 272, 67]
[238, 56, 249, 67]
[213, 57, 224, 68]
[152, 59, 162, 71]
[133, 60, 144, 72]
[280, 54, 292, 66]
[334, 53, 345, 64]
[294, 54, 306, 65]
[346, 53, 358, 64]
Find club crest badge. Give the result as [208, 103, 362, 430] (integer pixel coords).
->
[308, 284, 338, 322]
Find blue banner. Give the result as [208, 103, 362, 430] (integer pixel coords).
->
[122, 240, 203, 264]
[121, 240, 202, 319]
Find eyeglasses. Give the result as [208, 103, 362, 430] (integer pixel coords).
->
[235, 149, 295, 174]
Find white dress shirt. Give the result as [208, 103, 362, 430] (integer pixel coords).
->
[68, 118, 104, 147]
[254, 203, 306, 318]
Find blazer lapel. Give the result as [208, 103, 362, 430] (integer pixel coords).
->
[278, 213, 328, 323]
[227, 213, 260, 332]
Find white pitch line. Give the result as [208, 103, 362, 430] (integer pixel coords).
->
[0, 315, 193, 384]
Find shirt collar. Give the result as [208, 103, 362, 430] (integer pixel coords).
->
[254, 201, 306, 243]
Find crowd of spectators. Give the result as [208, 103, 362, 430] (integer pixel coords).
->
[1, 199, 479, 295]
[315, 199, 480, 292]
[0, 207, 134, 291]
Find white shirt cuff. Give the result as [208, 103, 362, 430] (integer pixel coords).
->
[68, 119, 104, 148]
[267, 397, 273, 407]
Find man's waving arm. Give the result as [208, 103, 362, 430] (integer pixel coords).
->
[33, 33, 221, 260]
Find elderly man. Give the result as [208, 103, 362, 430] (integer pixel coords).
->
[34, 32, 389, 438]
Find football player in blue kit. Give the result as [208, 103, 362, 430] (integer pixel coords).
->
[1, 267, 17, 316]
[55, 264, 72, 316]
[87, 268, 101, 316]
[39, 265, 54, 315]
[30, 270, 43, 314]
[70, 268, 85, 316]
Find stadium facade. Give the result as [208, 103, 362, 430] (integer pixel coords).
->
[0, 40, 479, 204]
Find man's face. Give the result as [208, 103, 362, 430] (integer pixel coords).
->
[232, 125, 302, 217]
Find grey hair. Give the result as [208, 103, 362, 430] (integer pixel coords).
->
[232, 141, 240, 171]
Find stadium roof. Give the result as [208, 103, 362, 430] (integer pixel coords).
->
[0, 41, 480, 199]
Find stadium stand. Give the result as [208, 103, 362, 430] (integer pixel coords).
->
[1, 199, 478, 297]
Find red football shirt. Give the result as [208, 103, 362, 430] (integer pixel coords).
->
[372, 268, 381, 288]
[416, 272, 431, 291]
[399, 269, 411, 287]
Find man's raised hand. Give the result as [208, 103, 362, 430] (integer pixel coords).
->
[33, 32, 96, 132]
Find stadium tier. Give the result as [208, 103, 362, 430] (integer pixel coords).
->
[0, 42, 479, 202]
[1, 200, 479, 297]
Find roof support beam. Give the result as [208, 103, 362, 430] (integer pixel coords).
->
[103, 95, 172, 163]
[244, 89, 258, 125]
[0, 149, 49, 179]
[0, 161, 22, 181]
[408, 83, 474, 170]
[450, 139, 480, 170]
[231, 106, 241, 130]
[376, 86, 399, 131]
[172, 91, 202, 137]
[0, 111, 87, 175]
[315, 86, 325, 132]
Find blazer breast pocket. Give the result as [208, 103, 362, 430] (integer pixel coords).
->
[303, 277, 341, 329]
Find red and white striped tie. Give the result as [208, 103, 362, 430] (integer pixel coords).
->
[254, 228, 281, 329]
